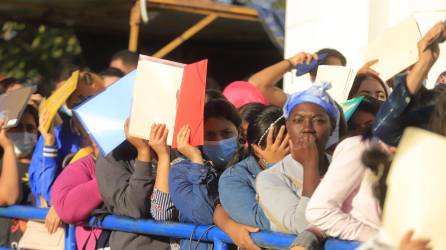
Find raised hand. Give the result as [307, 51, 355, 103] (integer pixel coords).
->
[0, 120, 13, 149]
[38, 110, 55, 146]
[252, 125, 289, 167]
[288, 52, 319, 67]
[149, 124, 169, 159]
[176, 125, 202, 164]
[124, 119, 150, 162]
[358, 59, 380, 76]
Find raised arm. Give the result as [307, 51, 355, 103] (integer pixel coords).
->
[249, 52, 318, 107]
[0, 121, 20, 205]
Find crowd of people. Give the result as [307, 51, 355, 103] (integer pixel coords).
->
[0, 20, 445, 250]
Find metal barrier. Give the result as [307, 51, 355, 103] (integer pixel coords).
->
[0, 205, 360, 250]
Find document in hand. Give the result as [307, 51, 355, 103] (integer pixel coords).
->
[129, 55, 207, 147]
[39, 70, 79, 133]
[73, 71, 137, 156]
[382, 127, 446, 249]
[315, 65, 357, 103]
[0, 86, 34, 128]
[362, 16, 421, 81]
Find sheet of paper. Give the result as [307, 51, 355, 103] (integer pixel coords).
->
[382, 127, 446, 249]
[362, 16, 421, 81]
[315, 65, 357, 103]
[172, 60, 207, 148]
[73, 71, 136, 155]
[40, 70, 79, 133]
[129, 56, 184, 144]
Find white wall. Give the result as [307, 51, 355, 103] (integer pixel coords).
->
[284, 0, 446, 92]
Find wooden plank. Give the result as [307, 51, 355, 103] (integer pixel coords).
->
[153, 13, 217, 58]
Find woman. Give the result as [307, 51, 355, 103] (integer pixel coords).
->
[94, 120, 171, 250]
[346, 96, 383, 136]
[348, 73, 389, 101]
[255, 83, 341, 235]
[219, 105, 289, 230]
[51, 123, 173, 250]
[169, 99, 242, 250]
[0, 105, 39, 247]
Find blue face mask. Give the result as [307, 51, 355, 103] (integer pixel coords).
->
[203, 137, 238, 168]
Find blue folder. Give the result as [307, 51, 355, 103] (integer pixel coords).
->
[73, 70, 136, 155]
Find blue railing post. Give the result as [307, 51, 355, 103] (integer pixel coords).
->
[65, 224, 76, 250]
[213, 239, 229, 250]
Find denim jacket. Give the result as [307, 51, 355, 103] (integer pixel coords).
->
[372, 78, 436, 146]
[218, 156, 270, 230]
[168, 158, 220, 250]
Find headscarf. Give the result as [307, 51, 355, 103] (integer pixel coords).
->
[283, 82, 340, 148]
[223, 81, 269, 109]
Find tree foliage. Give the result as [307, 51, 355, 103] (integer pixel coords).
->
[0, 21, 82, 85]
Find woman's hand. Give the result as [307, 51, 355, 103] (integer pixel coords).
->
[288, 52, 319, 67]
[176, 125, 202, 164]
[290, 134, 319, 170]
[252, 125, 289, 167]
[38, 110, 55, 146]
[358, 59, 380, 76]
[45, 207, 62, 234]
[149, 124, 169, 159]
[0, 120, 13, 149]
[417, 22, 444, 67]
[124, 119, 150, 162]
[400, 230, 431, 250]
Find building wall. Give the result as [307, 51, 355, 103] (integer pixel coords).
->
[284, 0, 446, 93]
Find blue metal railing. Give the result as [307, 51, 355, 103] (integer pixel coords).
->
[0, 205, 360, 250]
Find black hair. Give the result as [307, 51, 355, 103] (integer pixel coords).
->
[239, 103, 266, 124]
[205, 89, 226, 102]
[309, 48, 347, 78]
[247, 105, 285, 149]
[204, 99, 242, 128]
[206, 77, 221, 91]
[52, 64, 81, 83]
[348, 73, 389, 100]
[347, 96, 383, 135]
[23, 104, 39, 127]
[230, 105, 284, 165]
[99, 67, 125, 78]
[0, 77, 22, 94]
[361, 146, 393, 209]
[111, 50, 139, 68]
[428, 92, 446, 137]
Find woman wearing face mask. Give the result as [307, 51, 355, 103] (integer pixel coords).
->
[6, 105, 39, 204]
[218, 105, 289, 231]
[168, 99, 242, 250]
[255, 83, 341, 235]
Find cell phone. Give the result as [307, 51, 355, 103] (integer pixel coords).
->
[295, 53, 328, 77]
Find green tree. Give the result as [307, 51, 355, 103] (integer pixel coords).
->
[0, 21, 82, 86]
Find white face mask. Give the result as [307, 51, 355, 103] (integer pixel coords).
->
[8, 132, 38, 158]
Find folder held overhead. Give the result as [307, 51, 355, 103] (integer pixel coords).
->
[73, 71, 136, 156]
[129, 55, 207, 148]
[362, 16, 421, 81]
[39, 70, 79, 133]
[315, 65, 357, 103]
[0, 86, 34, 128]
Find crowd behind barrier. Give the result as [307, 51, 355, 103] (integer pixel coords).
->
[0, 205, 361, 250]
